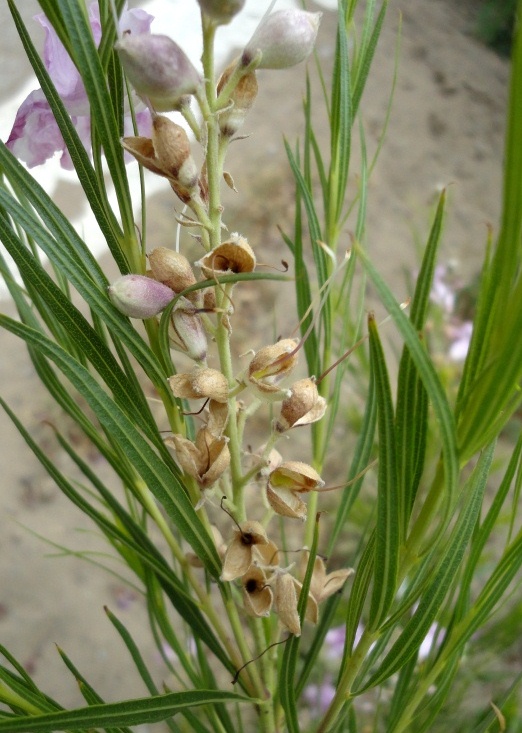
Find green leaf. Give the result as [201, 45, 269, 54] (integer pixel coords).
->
[56, 0, 136, 245]
[0, 212, 162, 450]
[0, 317, 221, 578]
[358, 443, 493, 690]
[396, 190, 446, 523]
[356, 243, 459, 515]
[0, 690, 256, 732]
[367, 315, 400, 629]
[328, 1, 352, 231]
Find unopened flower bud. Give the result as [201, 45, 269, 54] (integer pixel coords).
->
[115, 34, 202, 111]
[276, 377, 327, 432]
[108, 274, 174, 319]
[242, 10, 321, 70]
[217, 59, 258, 137]
[197, 0, 245, 24]
[149, 247, 200, 304]
[169, 297, 207, 362]
[196, 233, 255, 277]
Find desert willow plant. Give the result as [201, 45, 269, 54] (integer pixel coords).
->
[1, 0, 522, 731]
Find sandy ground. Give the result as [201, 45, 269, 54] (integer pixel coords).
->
[0, 0, 510, 724]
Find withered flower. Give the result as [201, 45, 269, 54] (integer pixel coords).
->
[169, 297, 207, 363]
[242, 566, 273, 617]
[221, 520, 269, 581]
[299, 552, 354, 604]
[166, 427, 230, 489]
[169, 367, 229, 403]
[275, 377, 327, 432]
[267, 461, 324, 520]
[216, 59, 258, 137]
[207, 400, 230, 438]
[122, 116, 200, 204]
[247, 338, 298, 401]
[195, 233, 256, 278]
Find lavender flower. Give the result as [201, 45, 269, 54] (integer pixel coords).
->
[6, 2, 153, 169]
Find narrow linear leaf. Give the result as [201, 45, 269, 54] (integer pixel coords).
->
[0, 690, 256, 732]
[367, 315, 399, 630]
[356, 244, 459, 512]
[0, 317, 221, 578]
[358, 443, 493, 691]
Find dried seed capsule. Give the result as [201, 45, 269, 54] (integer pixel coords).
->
[247, 338, 298, 401]
[276, 377, 327, 432]
[168, 367, 229, 403]
[149, 247, 201, 305]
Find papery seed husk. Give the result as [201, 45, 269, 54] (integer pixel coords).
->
[121, 136, 165, 176]
[276, 377, 327, 431]
[207, 399, 229, 437]
[165, 434, 204, 478]
[152, 116, 199, 188]
[273, 573, 301, 636]
[169, 367, 228, 403]
[252, 538, 280, 568]
[266, 484, 307, 520]
[242, 566, 273, 617]
[221, 541, 253, 581]
[270, 461, 324, 492]
[248, 338, 298, 381]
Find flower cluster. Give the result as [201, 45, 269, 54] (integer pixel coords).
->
[107, 2, 348, 634]
[6, 2, 153, 169]
[9, 0, 349, 641]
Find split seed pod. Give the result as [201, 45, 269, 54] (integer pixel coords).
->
[299, 552, 354, 604]
[242, 566, 273, 617]
[166, 427, 230, 489]
[267, 461, 323, 520]
[247, 338, 298, 401]
[195, 233, 256, 278]
[221, 520, 269, 581]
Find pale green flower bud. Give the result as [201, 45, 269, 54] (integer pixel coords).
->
[115, 34, 202, 111]
[197, 0, 245, 24]
[241, 9, 321, 70]
[108, 274, 174, 319]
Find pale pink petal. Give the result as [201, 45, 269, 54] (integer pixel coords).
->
[119, 6, 154, 36]
[35, 13, 87, 114]
[6, 89, 65, 168]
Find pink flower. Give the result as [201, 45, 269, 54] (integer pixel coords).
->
[6, 2, 153, 168]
